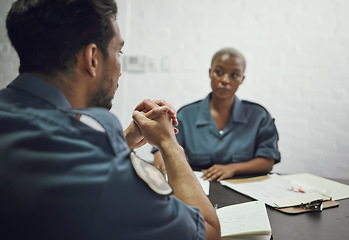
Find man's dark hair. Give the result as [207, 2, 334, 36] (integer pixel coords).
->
[6, 0, 118, 75]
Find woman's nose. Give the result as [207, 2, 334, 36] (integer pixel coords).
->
[221, 74, 229, 84]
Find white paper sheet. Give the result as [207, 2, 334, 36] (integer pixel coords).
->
[193, 171, 210, 195]
[221, 173, 349, 208]
[221, 174, 304, 207]
[217, 201, 271, 238]
[281, 173, 349, 201]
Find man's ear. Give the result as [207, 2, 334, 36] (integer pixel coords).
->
[83, 43, 98, 77]
[208, 68, 212, 78]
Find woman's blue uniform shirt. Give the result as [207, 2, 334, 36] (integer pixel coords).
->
[0, 73, 205, 240]
[157, 93, 280, 169]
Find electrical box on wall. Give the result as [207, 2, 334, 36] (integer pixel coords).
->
[123, 55, 170, 73]
[123, 56, 146, 73]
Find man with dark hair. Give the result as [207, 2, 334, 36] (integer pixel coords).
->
[0, 1, 220, 239]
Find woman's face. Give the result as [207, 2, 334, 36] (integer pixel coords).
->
[209, 54, 245, 101]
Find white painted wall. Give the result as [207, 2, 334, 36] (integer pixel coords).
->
[1, 0, 349, 179]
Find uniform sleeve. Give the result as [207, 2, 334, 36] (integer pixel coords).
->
[91, 150, 206, 240]
[0, 106, 206, 240]
[254, 112, 281, 163]
[151, 146, 159, 154]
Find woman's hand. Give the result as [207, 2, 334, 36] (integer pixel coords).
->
[201, 164, 236, 182]
[201, 158, 274, 182]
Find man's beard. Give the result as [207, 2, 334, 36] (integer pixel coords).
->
[87, 75, 116, 110]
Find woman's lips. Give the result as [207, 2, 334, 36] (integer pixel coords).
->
[216, 88, 230, 93]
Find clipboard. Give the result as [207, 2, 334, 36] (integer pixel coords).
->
[276, 199, 339, 214]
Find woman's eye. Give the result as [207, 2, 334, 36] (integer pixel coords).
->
[118, 50, 123, 57]
[215, 70, 223, 76]
[231, 73, 238, 78]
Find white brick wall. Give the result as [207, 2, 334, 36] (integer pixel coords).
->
[0, 0, 19, 87]
[1, 0, 349, 179]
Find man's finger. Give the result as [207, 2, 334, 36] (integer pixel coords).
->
[132, 110, 149, 127]
[134, 99, 160, 113]
[154, 99, 176, 115]
[153, 99, 178, 126]
[144, 106, 169, 120]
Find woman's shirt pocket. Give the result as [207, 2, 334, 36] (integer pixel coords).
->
[186, 153, 211, 168]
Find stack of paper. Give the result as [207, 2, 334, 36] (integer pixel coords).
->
[220, 173, 349, 208]
[217, 201, 271, 240]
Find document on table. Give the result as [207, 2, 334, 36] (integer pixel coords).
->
[193, 171, 210, 195]
[221, 173, 349, 208]
[220, 174, 303, 207]
[281, 173, 349, 201]
[217, 201, 271, 239]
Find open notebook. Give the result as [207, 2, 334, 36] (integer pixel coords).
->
[217, 201, 271, 240]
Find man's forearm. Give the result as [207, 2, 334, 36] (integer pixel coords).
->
[158, 142, 220, 240]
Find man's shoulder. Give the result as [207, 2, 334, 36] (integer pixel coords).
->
[0, 104, 118, 160]
[0, 105, 83, 147]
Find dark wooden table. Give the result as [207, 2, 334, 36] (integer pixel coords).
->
[208, 178, 349, 240]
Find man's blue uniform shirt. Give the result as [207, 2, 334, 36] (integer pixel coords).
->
[0, 73, 205, 240]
